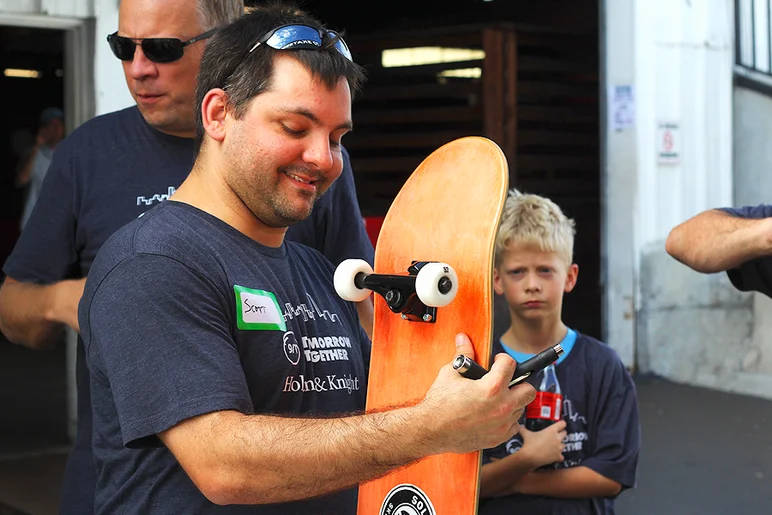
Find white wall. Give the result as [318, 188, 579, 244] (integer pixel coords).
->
[634, 0, 733, 249]
[625, 0, 772, 400]
[0, 0, 92, 20]
[602, 0, 637, 368]
[605, 0, 738, 389]
[93, 0, 133, 115]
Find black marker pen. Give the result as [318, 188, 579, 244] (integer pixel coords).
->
[452, 343, 564, 387]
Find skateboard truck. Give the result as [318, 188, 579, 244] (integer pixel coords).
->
[334, 259, 459, 323]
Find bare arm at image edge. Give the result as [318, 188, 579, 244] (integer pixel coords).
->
[665, 209, 772, 273]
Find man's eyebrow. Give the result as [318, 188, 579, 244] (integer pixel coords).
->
[279, 108, 353, 131]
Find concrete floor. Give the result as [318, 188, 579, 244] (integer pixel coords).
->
[0, 452, 67, 515]
[616, 374, 772, 515]
[2, 341, 772, 514]
[0, 340, 69, 515]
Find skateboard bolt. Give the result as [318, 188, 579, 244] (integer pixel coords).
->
[385, 289, 401, 305]
[401, 314, 408, 320]
[422, 314, 433, 322]
[438, 277, 453, 294]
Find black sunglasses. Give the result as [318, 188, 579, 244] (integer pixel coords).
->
[107, 29, 217, 64]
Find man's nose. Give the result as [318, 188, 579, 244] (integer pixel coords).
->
[126, 45, 159, 80]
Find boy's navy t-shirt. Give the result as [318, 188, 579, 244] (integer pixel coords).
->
[480, 331, 640, 515]
[718, 204, 772, 297]
[79, 201, 370, 514]
[1, 106, 374, 513]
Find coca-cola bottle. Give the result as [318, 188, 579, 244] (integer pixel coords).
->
[525, 363, 563, 431]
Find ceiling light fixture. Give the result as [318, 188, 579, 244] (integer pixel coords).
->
[4, 68, 41, 79]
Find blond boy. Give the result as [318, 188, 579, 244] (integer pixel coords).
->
[479, 190, 640, 515]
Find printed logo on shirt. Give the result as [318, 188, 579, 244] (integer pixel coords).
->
[281, 331, 354, 366]
[563, 430, 588, 453]
[300, 334, 353, 363]
[283, 293, 340, 324]
[137, 186, 176, 206]
[282, 373, 361, 395]
[283, 331, 301, 365]
[281, 333, 361, 395]
[379, 484, 435, 515]
[563, 398, 587, 424]
[506, 438, 523, 455]
[234, 285, 287, 331]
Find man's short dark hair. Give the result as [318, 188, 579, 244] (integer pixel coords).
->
[193, 2, 366, 154]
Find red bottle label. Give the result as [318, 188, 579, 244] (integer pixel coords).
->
[526, 391, 563, 421]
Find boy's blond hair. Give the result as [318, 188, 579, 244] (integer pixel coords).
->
[494, 189, 576, 266]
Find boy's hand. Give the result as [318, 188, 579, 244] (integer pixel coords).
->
[518, 419, 567, 469]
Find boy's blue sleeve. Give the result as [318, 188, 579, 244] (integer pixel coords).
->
[582, 359, 640, 491]
[716, 205, 772, 297]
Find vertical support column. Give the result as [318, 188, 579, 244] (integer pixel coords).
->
[483, 26, 518, 185]
[64, 19, 95, 132]
[483, 28, 505, 146]
[93, 0, 133, 115]
[601, 0, 637, 367]
[503, 28, 518, 178]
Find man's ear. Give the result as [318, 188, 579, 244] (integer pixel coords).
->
[200, 88, 228, 143]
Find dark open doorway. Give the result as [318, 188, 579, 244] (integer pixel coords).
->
[0, 25, 68, 454]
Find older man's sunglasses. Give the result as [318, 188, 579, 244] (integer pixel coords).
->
[107, 29, 217, 64]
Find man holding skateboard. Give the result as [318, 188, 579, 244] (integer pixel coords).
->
[78, 6, 537, 514]
[0, 1, 373, 513]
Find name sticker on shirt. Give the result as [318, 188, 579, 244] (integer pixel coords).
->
[234, 285, 286, 331]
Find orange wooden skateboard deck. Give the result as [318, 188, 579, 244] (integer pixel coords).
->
[335, 136, 509, 514]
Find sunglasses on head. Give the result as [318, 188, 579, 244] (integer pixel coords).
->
[107, 28, 217, 64]
[248, 24, 352, 61]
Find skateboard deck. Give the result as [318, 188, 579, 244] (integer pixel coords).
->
[356, 136, 509, 514]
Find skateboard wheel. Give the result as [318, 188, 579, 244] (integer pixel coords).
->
[334, 259, 373, 302]
[415, 262, 458, 307]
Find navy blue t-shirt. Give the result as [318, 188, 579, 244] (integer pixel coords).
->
[79, 201, 370, 514]
[718, 204, 772, 298]
[479, 331, 640, 515]
[1, 106, 373, 514]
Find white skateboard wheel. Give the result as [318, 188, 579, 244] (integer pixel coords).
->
[415, 262, 458, 307]
[334, 259, 373, 302]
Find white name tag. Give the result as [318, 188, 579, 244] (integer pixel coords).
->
[234, 285, 286, 331]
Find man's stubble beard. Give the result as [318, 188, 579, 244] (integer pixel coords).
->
[230, 157, 329, 229]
